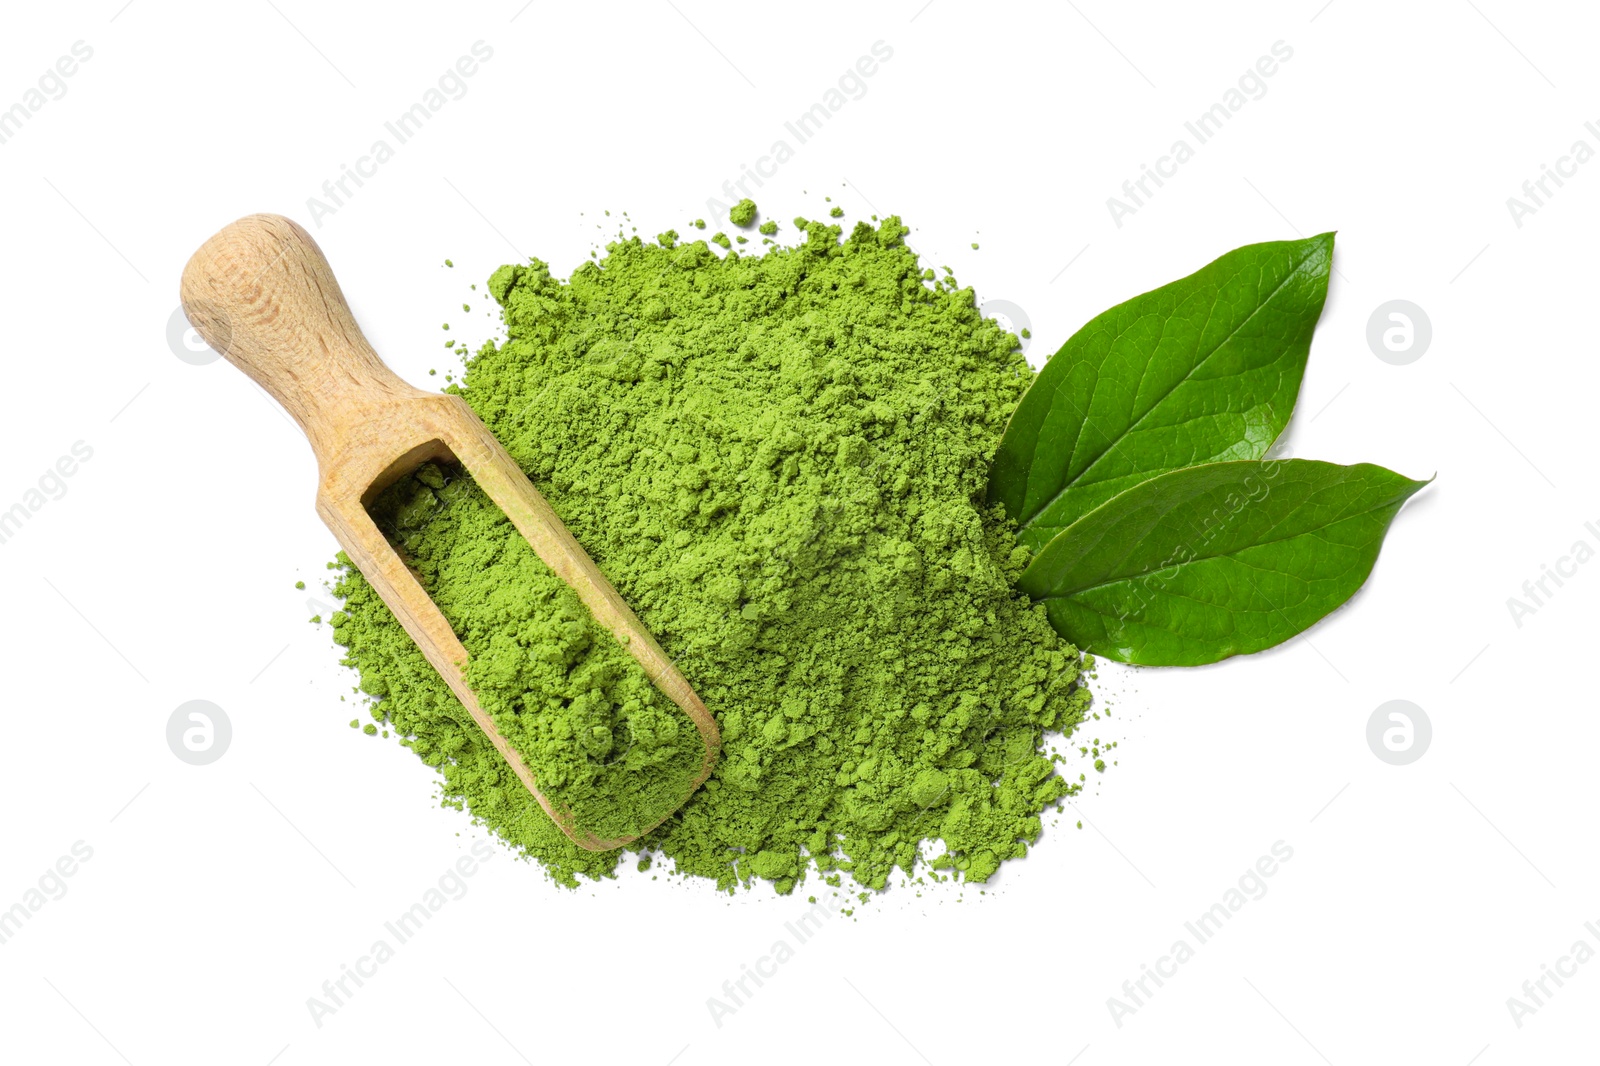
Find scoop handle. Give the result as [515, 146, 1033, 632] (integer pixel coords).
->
[180, 214, 424, 463]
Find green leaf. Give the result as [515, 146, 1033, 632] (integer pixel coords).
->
[989, 234, 1334, 552]
[1016, 459, 1428, 666]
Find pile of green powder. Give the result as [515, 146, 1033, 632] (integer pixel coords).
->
[330, 209, 1093, 893]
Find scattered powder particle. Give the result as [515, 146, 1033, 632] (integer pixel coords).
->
[710, 232, 732, 250]
[971, 243, 979, 250]
[364, 723, 378, 736]
[331, 212, 1091, 893]
[693, 219, 706, 229]
[758, 220, 777, 236]
[728, 199, 758, 227]
[295, 581, 306, 590]
[445, 259, 453, 267]
[829, 206, 844, 218]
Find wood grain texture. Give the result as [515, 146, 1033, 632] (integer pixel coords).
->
[180, 214, 720, 851]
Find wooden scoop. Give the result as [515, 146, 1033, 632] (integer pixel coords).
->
[180, 213, 719, 851]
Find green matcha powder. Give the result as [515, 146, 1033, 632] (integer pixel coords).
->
[331, 211, 1093, 893]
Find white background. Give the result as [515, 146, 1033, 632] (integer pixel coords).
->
[0, 1, 1594, 1063]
